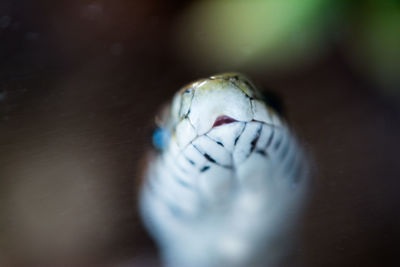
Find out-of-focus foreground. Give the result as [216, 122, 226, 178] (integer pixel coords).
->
[0, 0, 399, 266]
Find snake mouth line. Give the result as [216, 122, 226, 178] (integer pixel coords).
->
[212, 115, 237, 128]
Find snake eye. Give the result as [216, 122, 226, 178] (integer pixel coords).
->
[184, 88, 193, 94]
[261, 90, 285, 117]
[152, 127, 170, 151]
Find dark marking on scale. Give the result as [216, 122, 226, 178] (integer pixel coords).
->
[184, 109, 191, 118]
[204, 153, 216, 163]
[192, 143, 233, 169]
[191, 143, 216, 164]
[274, 133, 283, 151]
[174, 175, 192, 189]
[205, 134, 224, 148]
[200, 166, 210, 172]
[234, 123, 247, 146]
[176, 162, 189, 174]
[265, 127, 275, 149]
[250, 124, 263, 153]
[185, 156, 195, 166]
[256, 149, 267, 157]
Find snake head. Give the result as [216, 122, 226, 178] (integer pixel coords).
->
[158, 73, 283, 150]
[143, 73, 310, 267]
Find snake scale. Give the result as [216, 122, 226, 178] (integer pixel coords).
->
[139, 73, 310, 267]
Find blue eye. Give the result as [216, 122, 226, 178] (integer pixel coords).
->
[152, 127, 170, 150]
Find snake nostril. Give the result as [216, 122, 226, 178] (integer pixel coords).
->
[212, 115, 237, 128]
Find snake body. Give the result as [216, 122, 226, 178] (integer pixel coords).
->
[140, 73, 310, 267]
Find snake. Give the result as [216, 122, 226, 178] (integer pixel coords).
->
[139, 73, 310, 267]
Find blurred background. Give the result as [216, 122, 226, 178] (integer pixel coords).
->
[0, 0, 399, 266]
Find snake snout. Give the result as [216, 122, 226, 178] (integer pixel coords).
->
[212, 115, 237, 128]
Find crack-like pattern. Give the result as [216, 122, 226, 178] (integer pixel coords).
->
[191, 142, 233, 169]
[234, 122, 247, 146]
[150, 74, 305, 219]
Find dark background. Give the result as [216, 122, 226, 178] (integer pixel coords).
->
[0, 1, 399, 266]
